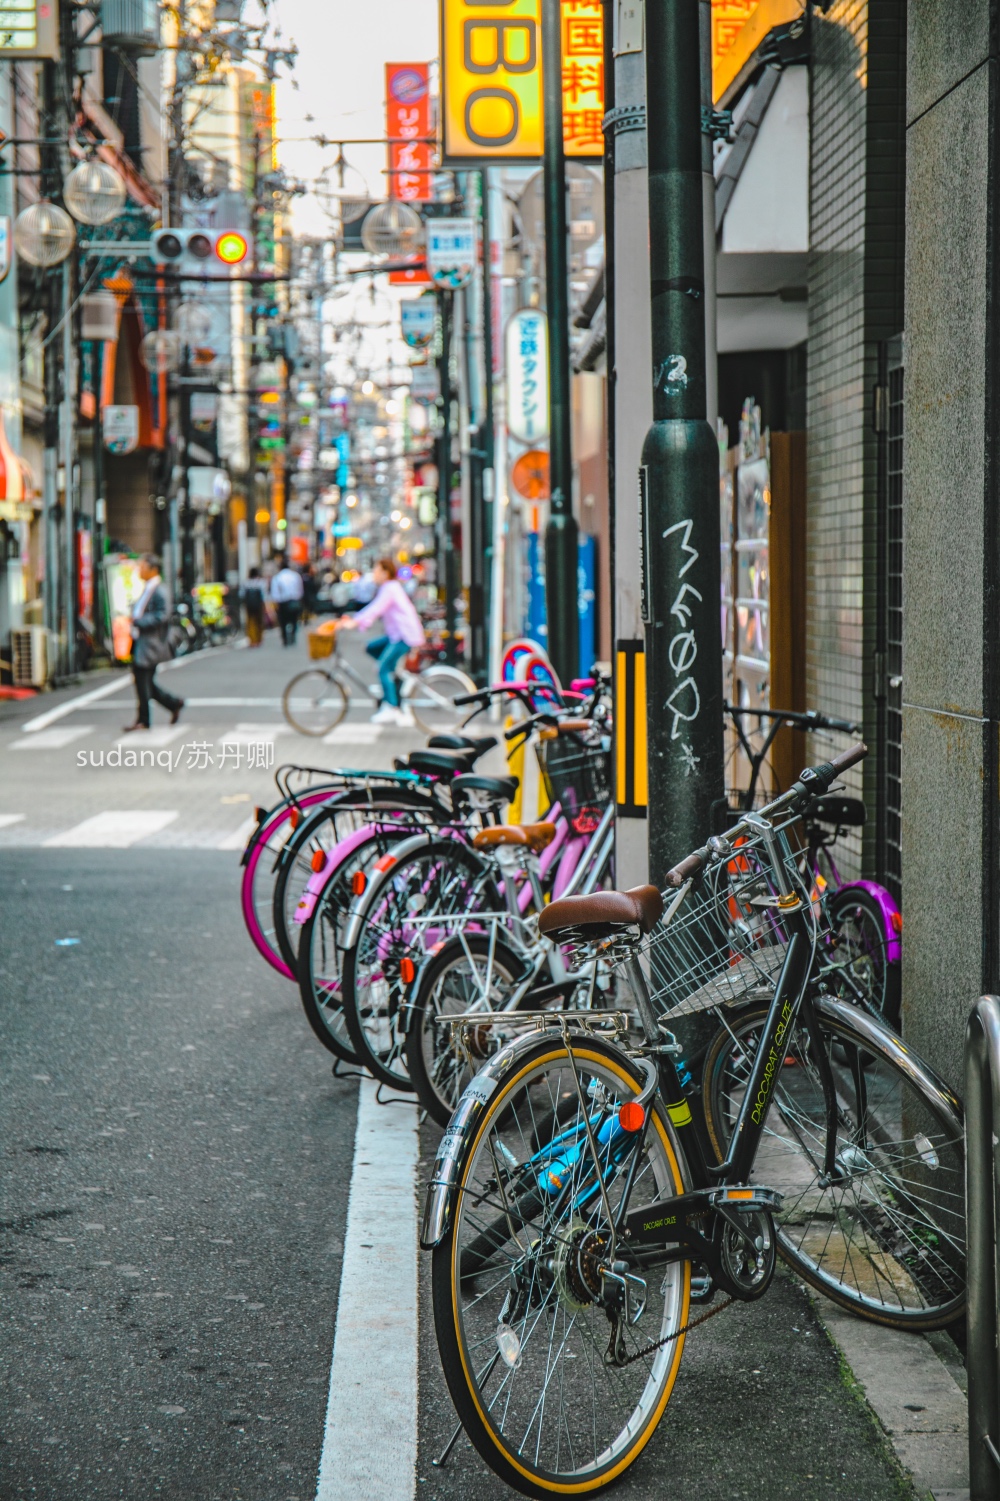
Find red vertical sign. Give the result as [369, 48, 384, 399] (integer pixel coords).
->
[386, 63, 432, 203]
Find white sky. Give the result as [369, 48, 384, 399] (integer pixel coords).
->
[273, 1, 438, 240]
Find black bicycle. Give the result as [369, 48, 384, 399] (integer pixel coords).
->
[422, 743, 964, 1498]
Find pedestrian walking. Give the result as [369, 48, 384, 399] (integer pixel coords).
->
[240, 567, 267, 648]
[271, 560, 304, 646]
[301, 562, 319, 621]
[334, 556, 425, 727]
[123, 553, 184, 732]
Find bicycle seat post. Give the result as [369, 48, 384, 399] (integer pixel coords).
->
[622, 950, 661, 1044]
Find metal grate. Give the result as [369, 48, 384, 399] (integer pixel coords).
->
[884, 358, 904, 903]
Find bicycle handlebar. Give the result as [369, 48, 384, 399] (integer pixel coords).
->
[725, 702, 859, 735]
[664, 741, 868, 887]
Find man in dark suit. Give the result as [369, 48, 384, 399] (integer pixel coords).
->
[123, 554, 185, 732]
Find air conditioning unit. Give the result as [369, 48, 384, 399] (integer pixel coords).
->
[101, 0, 159, 54]
[11, 626, 48, 687]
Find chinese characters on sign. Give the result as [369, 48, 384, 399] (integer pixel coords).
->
[505, 309, 549, 445]
[386, 62, 433, 202]
[440, 0, 604, 163]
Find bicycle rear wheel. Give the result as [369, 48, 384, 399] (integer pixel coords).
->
[282, 669, 348, 736]
[432, 1035, 690, 1498]
[702, 998, 964, 1329]
[408, 664, 477, 734]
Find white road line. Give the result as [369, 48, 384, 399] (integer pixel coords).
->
[43, 810, 179, 848]
[113, 726, 186, 749]
[19, 675, 132, 732]
[8, 725, 95, 750]
[315, 1078, 418, 1501]
[216, 817, 255, 851]
[322, 724, 383, 745]
[0, 814, 26, 829]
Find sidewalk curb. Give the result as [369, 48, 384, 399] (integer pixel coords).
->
[808, 1291, 969, 1501]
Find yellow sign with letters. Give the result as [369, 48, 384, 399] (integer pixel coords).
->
[440, 0, 604, 163]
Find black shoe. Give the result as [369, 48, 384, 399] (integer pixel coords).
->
[170, 700, 185, 725]
[122, 722, 148, 733]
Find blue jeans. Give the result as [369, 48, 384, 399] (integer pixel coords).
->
[366, 636, 409, 707]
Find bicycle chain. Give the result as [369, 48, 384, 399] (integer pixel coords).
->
[614, 1292, 736, 1368]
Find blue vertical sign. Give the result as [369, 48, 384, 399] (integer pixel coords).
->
[336, 431, 350, 489]
[526, 532, 547, 644]
[577, 534, 596, 675]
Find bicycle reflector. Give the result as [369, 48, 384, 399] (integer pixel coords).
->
[399, 957, 416, 985]
[310, 850, 326, 873]
[289, 809, 301, 831]
[351, 871, 367, 896]
[215, 230, 249, 265]
[618, 1101, 645, 1133]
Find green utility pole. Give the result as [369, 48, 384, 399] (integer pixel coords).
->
[436, 289, 458, 664]
[641, 0, 725, 881]
[541, 0, 578, 685]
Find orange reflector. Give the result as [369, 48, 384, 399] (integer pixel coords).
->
[311, 849, 326, 872]
[399, 956, 416, 984]
[351, 870, 367, 896]
[725, 1189, 755, 1200]
[618, 1101, 645, 1133]
[374, 853, 397, 873]
[891, 910, 903, 933]
[289, 809, 301, 831]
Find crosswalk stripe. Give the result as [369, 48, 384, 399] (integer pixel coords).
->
[43, 811, 179, 848]
[8, 725, 95, 750]
[216, 817, 255, 851]
[0, 814, 25, 829]
[322, 724, 383, 746]
[113, 726, 185, 749]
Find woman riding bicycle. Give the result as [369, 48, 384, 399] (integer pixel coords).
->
[333, 557, 425, 728]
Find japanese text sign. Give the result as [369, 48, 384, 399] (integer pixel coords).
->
[386, 62, 433, 203]
[440, 0, 604, 163]
[505, 309, 549, 444]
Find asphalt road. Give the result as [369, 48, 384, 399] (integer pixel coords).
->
[0, 639, 914, 1500]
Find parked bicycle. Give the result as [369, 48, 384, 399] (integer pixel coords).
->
[422, 742, 963, 1497]
[281, 630, 476, 736]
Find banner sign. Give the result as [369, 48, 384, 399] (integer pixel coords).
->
[386, 62, 433, 203]
[440, 0, 604, 163]
[426, 218, 477, 289]
[400, 297, 437, 349]
[505, 309, 548, 444]
[410, 365, 441, 403]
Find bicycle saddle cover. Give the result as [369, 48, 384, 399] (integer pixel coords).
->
[400, 747, 477, 776]
[451, 772, 519, 803]
[808, 794, 866, 827]
[539, 885, 663, 941]
[473, 822, 556, 853]
[427, 733, 498, 757]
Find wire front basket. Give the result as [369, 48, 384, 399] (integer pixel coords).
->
[539, 731, 611, 834]
[638, 822, 816, 1019]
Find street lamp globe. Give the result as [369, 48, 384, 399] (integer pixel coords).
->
[13, 201, 75, 267]
[63, 159, 127, 225]
[360, 200, 423, 258]
[139, 329, 182, 375]
[175, 300, 213, 345]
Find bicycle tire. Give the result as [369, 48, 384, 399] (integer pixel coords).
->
[825, 884, 901, 1029]
[408, 664, 478, 735]
[701, 998, 964, 1329]
[404, 933, 529, 1125]
[240, 785, 346, 978]
[341, 840, 501, 1090]
[431, 1034, 691, 1498]
[282, 668, 348, 736]
[271, 787, 435, 975]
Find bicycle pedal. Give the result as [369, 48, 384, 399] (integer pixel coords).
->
[707, 1186, 783, 1213]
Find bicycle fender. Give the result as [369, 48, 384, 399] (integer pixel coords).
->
[813, 993, 963, 1127]
[339, 829, 442, 953]
[292, 824, 381, 928]
[837, 879, 903, 965]
[421, 1027, 566, 1250]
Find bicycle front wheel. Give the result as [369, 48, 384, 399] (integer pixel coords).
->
[432, 1035, 690, 1498]
[408, 664, 478, 734]
[282, 669, 348, 736]
[702, 999, 965, 1329]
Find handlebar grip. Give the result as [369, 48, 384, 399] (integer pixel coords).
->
[665, 851, 705, 888]
[828, 741, 868, 775]
[453, 689, 488, 707]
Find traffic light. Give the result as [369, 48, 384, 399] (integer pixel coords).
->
[149, 228, 252, 270]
